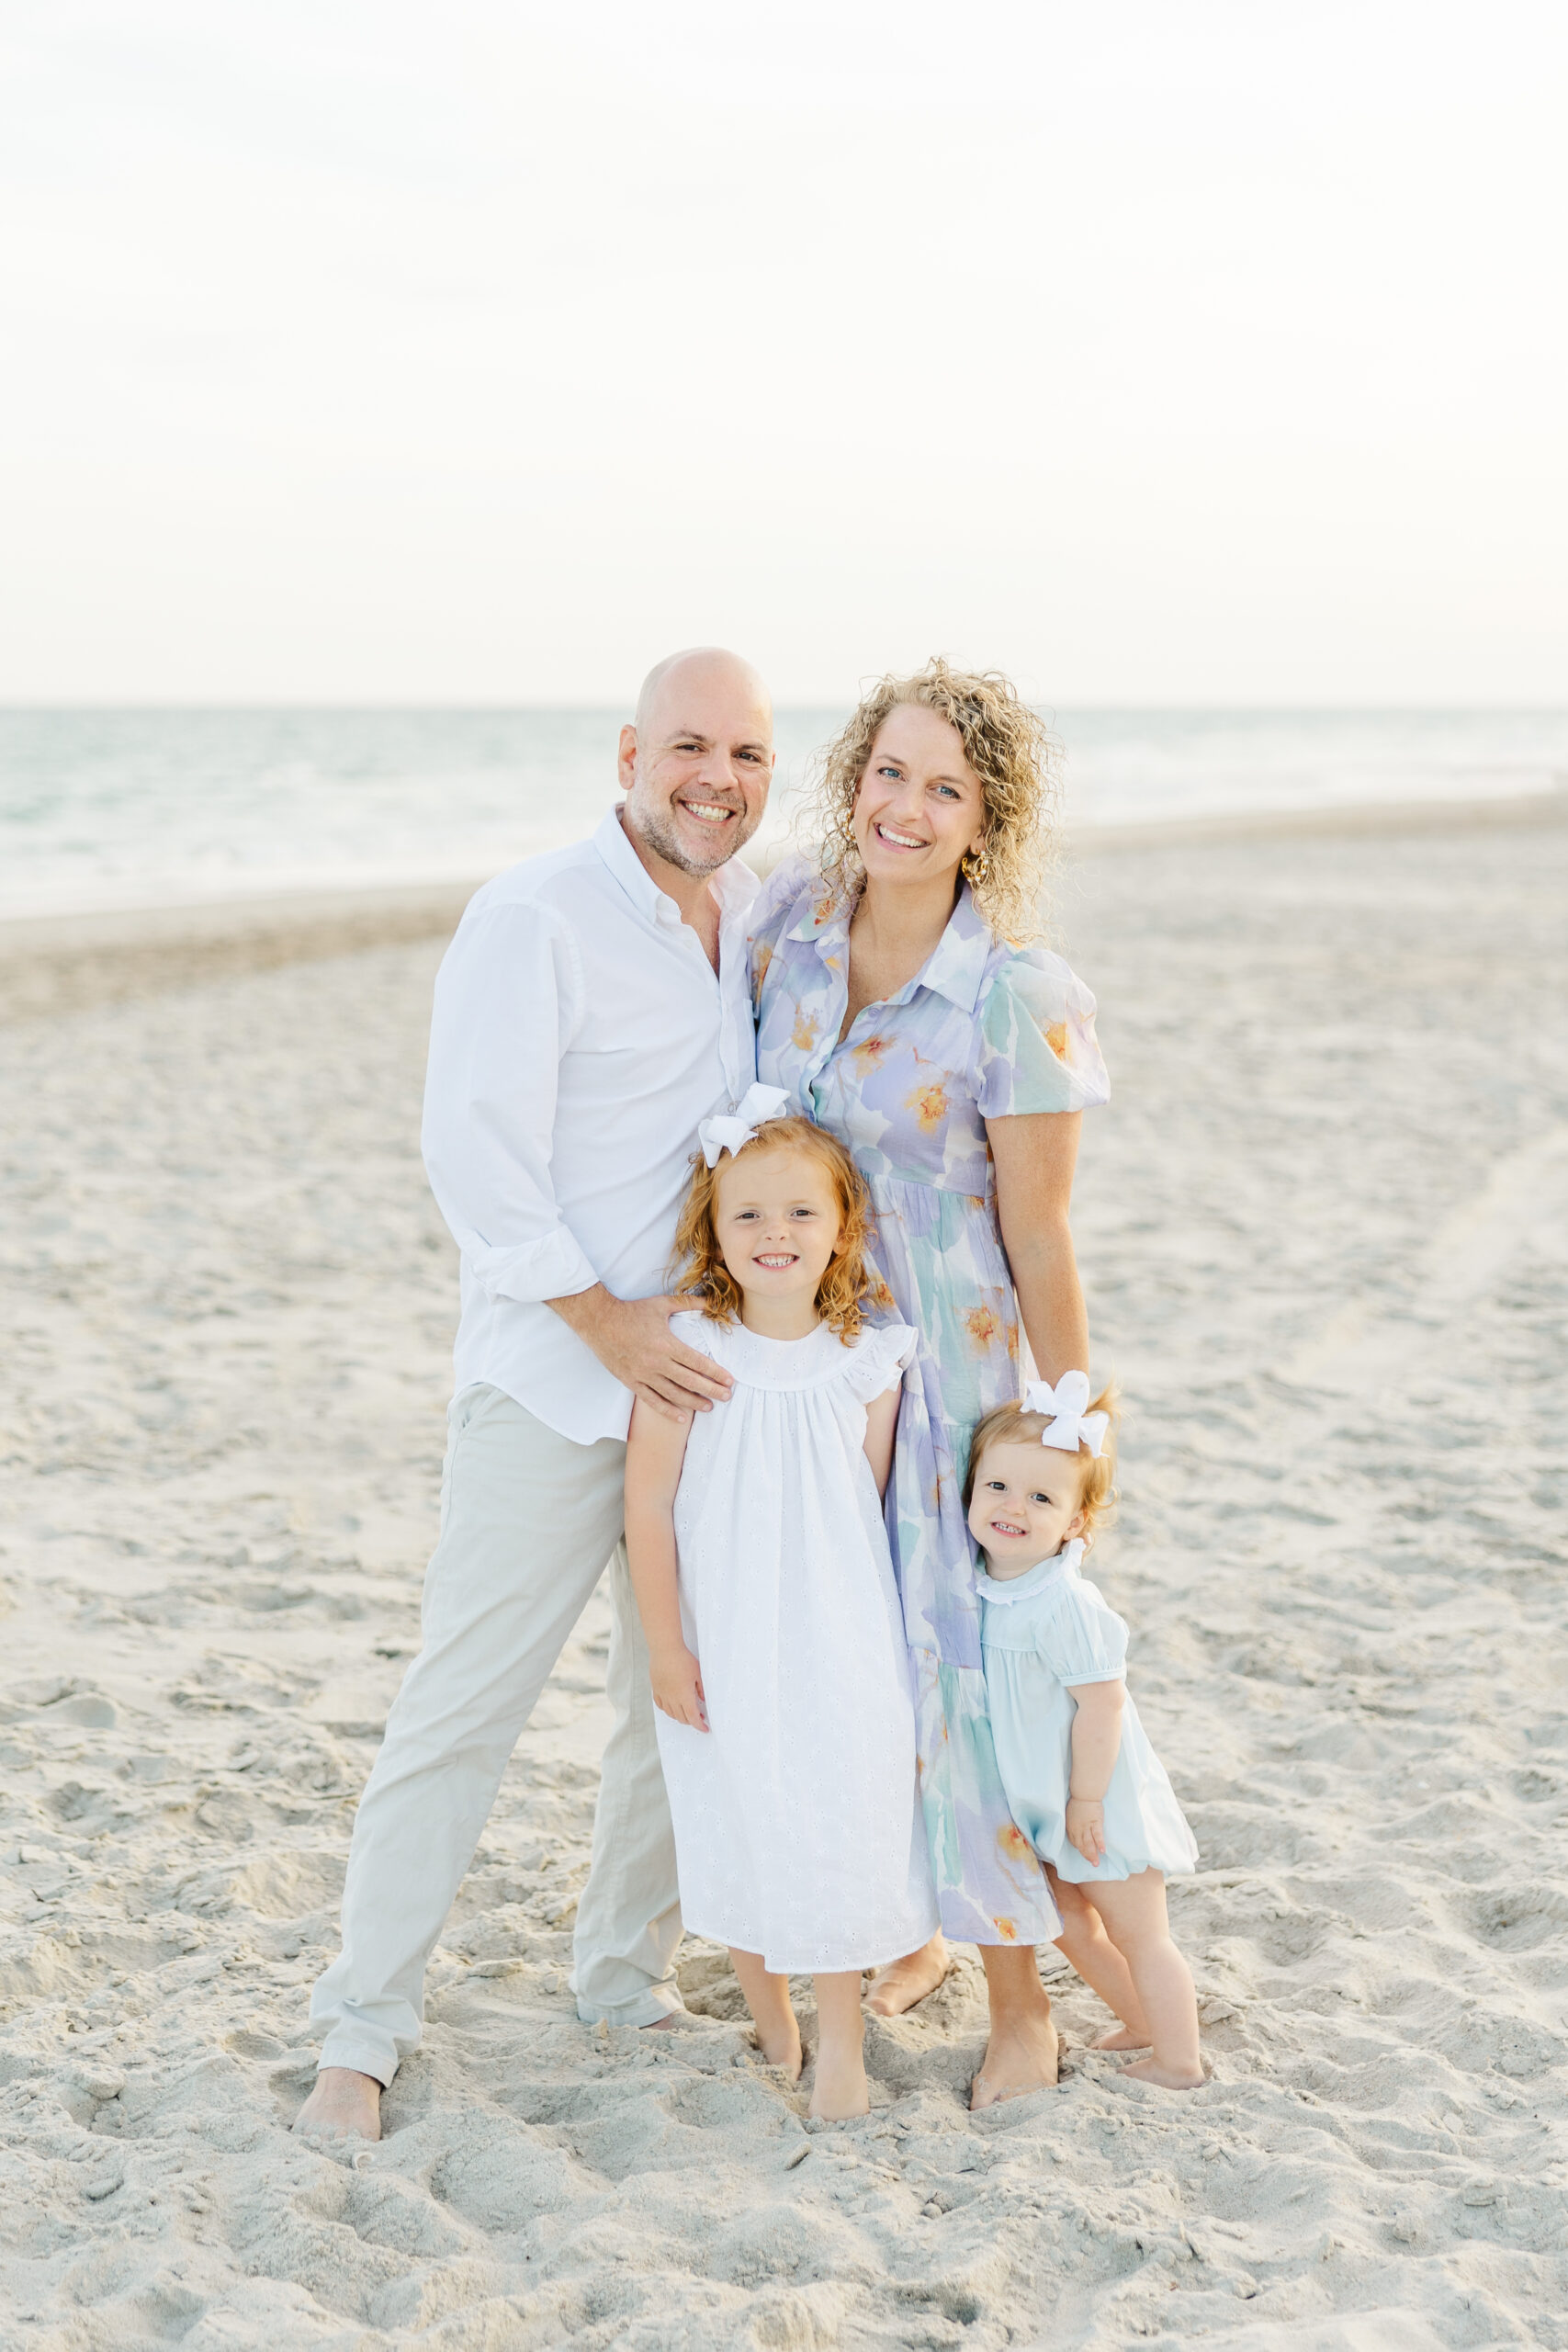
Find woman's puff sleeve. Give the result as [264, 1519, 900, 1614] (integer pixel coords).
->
[971, 948, 1111, 1120]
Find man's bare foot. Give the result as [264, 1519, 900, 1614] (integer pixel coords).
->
[808, 2048, 869, 2120]
[864, 1935, 949, 2018]
[1116, 2055, 1204, 2090]
[970, 2008, 1059, 2109]
[1092, 2023, 1152, 2052]
[293, 2067, 382, 2143]
[640, 2014, 678, 2030]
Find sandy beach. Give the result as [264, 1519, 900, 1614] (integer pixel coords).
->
[2, 808, 1565, 2350]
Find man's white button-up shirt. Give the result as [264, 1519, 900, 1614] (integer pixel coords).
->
[422, 808, 760, 1445]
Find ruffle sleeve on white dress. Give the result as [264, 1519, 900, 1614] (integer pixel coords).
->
[836, 1320, 918, 1404]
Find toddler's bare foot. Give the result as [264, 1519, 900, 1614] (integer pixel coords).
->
[808, 2048, 869, 2120]
[1092, 2023, 1152, 2052]
[1117, 2055, 1204, 2090]
[970, 2008, 1058, 2109]
[864, 1935, 949, 2017]
[293, 2067, 382, 2143]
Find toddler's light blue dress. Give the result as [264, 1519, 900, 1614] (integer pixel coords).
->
[978, 1538, 1198, 1885]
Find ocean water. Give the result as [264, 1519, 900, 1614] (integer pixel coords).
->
[1, 707, 1564, 921]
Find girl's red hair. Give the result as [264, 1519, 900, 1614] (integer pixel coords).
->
[671, 1115, 875, 1342]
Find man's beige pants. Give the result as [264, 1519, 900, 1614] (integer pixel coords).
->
[310, 1384, 682, 2085]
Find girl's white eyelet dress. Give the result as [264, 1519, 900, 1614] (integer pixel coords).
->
[978, 1537, 1199, 1884]
[658, 1311, 939, 1973]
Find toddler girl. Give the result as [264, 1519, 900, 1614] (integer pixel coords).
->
[967, 1376, 1203, 2089]
[625, 1085, 937, 2120]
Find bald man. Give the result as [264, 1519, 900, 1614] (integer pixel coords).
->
[297, 650, 775, 2142]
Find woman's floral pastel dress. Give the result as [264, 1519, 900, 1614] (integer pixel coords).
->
[750, 859, 1111, 1946]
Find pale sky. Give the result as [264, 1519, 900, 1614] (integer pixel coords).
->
[2, 0, 1564, 705]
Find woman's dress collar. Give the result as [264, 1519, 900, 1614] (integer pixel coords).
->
[787, 876, 993, 1016]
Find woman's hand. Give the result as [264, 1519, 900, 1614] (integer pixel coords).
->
[650, 1644, 708, 1731]
[1066, 1796, 1107, 1868]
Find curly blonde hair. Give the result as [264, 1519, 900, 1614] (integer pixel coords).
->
[671, 1115, 876, 1343]
[964, 1384, 1121, 1544]
[804, 656, 1060, 944]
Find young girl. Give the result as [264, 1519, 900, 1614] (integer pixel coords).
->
[625, 1086, 937, 2120]
[966, 1376, 1203, 2090]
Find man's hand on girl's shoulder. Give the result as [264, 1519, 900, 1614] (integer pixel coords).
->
[547, 1285, 733, 1419]
[650, 1645, 708, 1731]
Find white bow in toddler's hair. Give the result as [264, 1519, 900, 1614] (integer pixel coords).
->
[1023, 1370, 1109, 1457]
[698, 1083, 792, 1169]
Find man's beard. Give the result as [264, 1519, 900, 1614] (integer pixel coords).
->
[629, 793, 757, 877]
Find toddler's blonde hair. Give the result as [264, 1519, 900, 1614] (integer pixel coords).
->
[671, 1115, 875, 1343]
[964, 1383, 1120, 1542]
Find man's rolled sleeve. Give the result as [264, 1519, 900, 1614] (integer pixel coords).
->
[467, 1227, 599, 1305]
[422, 900, 596, 1306]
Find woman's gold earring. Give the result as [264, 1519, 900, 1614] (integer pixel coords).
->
[962, 846, 991, 886]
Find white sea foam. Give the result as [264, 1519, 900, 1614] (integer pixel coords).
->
[1, 706, 1564, 919]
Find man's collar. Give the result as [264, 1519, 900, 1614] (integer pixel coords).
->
[592, 806, 663, 917]
[788, 876, 991, 1012]
[712, 851, 761, 913]
[592, 804, 759, 923]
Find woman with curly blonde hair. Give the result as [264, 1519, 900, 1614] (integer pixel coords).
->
[749, 657, 1111, 2109]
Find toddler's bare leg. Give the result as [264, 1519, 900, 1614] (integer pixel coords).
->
[1081, 1872, 1202, 2088]
[1047, 1869, 1152, 2048]
[728, 1948, 803, 2081]
[809, 1972, 869, 2120]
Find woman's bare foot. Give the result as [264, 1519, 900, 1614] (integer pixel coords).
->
[293, 2067, 382, 2142]
[1092, 2023, 1152, 2052]
[970, 2008, 1059, 2109]
[808, 2046, 870, 2120]
[1117, 2055, 1204, 2090]
[864, 1934, 950, 2018]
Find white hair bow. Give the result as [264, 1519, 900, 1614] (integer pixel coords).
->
[1023, 1370, 1109, 1457]
[698, 1083, 792, 1170]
